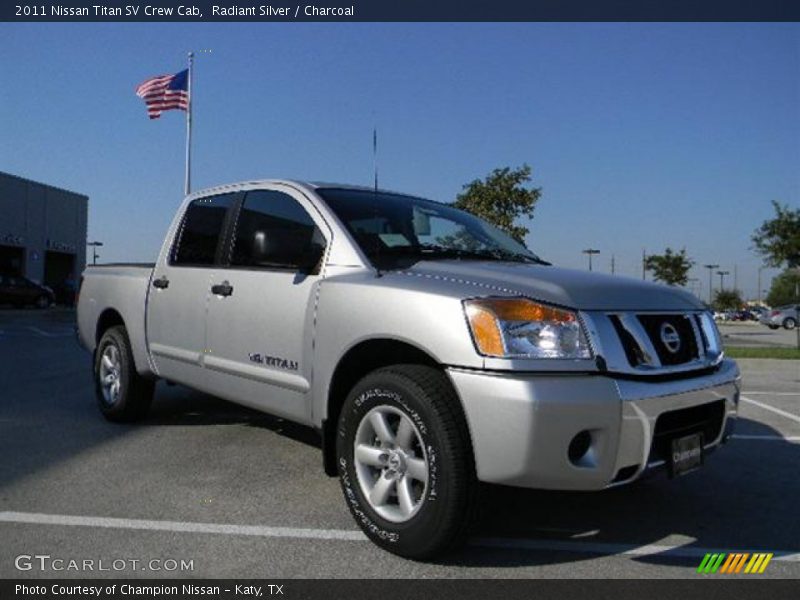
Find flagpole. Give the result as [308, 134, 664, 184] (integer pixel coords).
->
[184, 51, 194, 196]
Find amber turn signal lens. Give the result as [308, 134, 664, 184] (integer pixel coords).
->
[465, 303, 505, 356]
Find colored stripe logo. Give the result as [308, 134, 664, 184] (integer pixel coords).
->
[697, 552, 773, 574]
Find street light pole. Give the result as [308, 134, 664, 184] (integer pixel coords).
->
[87, 241, 104, 266]
[582, 248, 600, 271]
[703, 264, 719, 305]
[717, 270, 730, 292]
[757, 266, 763, 305]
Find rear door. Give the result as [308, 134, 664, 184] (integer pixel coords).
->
[202, 187, 329, 423]
[146, 193, 238, 387]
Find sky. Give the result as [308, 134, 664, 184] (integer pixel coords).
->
[1, 22, 798, 301]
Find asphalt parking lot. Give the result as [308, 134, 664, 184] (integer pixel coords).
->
[718, 321, 800, 348]
[0, 309, 798, 578]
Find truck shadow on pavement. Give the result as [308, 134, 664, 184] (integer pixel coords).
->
[3, 343, 796, 573]
[146, 389, 798, 570]
[441, 416, 799, 568]
[146, 383, 323, 448]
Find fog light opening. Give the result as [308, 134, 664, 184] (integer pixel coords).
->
[568, 430, 593, 466]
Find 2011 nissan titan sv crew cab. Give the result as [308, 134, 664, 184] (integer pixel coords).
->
[77, 180, 740, 559]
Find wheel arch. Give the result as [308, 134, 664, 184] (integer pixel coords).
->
[93, 308, 155, 379]
[95, 308, 126, 346]
[321, 337, 469, 476]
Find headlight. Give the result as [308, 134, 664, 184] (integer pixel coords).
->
[464, 297, 591, 359]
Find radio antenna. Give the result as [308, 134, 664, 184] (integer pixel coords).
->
[372, 125, 382, 278]
[373, 126, 378, 192]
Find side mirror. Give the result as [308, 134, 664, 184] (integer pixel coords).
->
[251, 228, 325, 273]
[298, 242, 325, 274]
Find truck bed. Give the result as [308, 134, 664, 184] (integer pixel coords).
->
[76, 264, 155, 377]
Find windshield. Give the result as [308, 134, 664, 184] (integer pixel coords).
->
[317, 188, 547, 270]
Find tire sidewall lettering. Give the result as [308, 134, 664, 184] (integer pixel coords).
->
[338, 384, 444, 543]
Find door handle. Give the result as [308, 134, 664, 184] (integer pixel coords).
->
[152, 276, 170, 289]
[211, 281, 234, 297]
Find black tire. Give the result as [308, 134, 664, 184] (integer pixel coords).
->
[94, 325, 154, 422]
[768, 324, 780, 330]
[34, 295, 51, 309]
[336, 364, 478, 559]
[783, 317, 797, 330]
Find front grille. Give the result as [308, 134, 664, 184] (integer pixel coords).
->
[649, 400, 725, 464]
[637, 314, 699, 365]
[609, 312, 707, 369]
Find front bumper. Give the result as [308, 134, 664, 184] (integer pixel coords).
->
[448, 358, 740, 490]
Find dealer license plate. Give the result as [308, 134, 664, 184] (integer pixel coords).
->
[670, 432, 704, 477]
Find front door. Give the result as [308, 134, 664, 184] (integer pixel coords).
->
[203, 188, 328, 423]
[146, 192, 237, 387]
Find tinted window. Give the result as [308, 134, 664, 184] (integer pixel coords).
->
[172, 194, 235, 266]
[231, 190, 323, 269]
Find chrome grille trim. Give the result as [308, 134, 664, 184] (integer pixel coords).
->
[580, 310, 724, 376]
[615, 313, 660, 367]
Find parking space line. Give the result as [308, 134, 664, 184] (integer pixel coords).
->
[743, 391, 800, 397]
[28, 327, 54, 337]
[740, 396, 800, 425]
[0, 511, 365, 541]
[732, 434, 800, 442]
[1, 511, 798, 563]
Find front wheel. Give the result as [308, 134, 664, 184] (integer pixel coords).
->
[94, 325, 154, 422]
[336, 365, 478, 559]
[34, 295, 51, 309]
[783, 317, 797, 330]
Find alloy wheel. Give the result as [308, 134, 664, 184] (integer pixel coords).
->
[353, 405, 429, 523]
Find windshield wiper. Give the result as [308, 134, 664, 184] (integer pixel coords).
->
[418, 244, 549, 265]
[481, 247, 551, 265]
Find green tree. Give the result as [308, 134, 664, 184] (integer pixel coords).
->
[644, 248, 694, 286]
[751, 201, 800, 268]
[714, 289, 744, 311]
[766, 269, 800, 307]
[454, 164, 541, 243]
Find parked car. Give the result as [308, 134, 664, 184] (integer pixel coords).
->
[714, 310, 738, 322]
[77, 180, 740, 559]
[731, 309, 758, 322]
[760, 305, 799, 330]
[0, 274, 54, 308]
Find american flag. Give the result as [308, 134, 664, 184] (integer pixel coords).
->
[135, 69, 189, 119]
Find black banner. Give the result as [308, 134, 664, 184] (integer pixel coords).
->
[2, 580, 800, 600]
[3, 0, 800, 22]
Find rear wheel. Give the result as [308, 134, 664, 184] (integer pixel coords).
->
[783, 317, 797, 330]
[94, 326, 154, 422]
[336, 364, 478, 559]
[34, 295, 50, 309]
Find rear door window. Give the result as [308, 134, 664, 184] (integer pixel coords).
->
[171, 194, 236, 266]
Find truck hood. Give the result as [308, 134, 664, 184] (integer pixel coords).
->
[399, 261, 705, 311]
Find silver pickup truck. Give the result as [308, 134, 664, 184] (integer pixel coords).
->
[77, 179, 740, 558]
